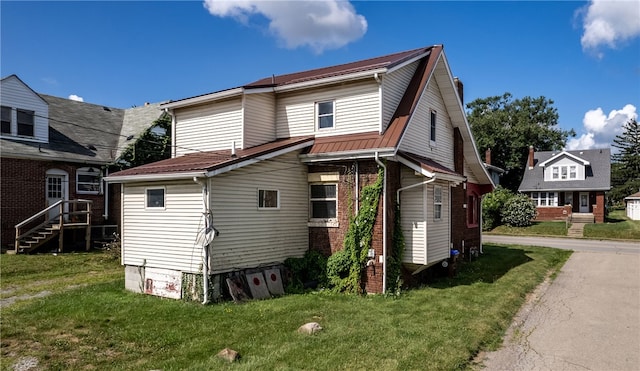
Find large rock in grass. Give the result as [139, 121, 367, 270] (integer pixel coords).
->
[217, 348, 240, 362]
[297, 322, 322, 335]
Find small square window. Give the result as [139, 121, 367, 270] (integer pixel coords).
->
[76, 167, 102, 194]
[258, 189, 279, 209]
[310, 184, 337, 219]
[317, 101, 334, 129]
[146, 188, 165, 208]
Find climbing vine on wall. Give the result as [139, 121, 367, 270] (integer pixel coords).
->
[327, 167, 383, 294]
[386, 202, 405, 295]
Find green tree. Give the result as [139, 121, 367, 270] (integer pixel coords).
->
[115, 114, 172, 170]
[466, 93, 575, 191]
[610, 118, 640, 204]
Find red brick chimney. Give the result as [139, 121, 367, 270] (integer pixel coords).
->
[528, 145, 534, 169]
[453, 77, 464, 105]
[485, 148, 492, 165]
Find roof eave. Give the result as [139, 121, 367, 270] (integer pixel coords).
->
[160, 87, 244, 110]
[300, 148, 395, 163]
[105, 171, 207, 184]
[274, 68, 387, 93]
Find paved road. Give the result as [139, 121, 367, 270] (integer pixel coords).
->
[479, 235, 640, 370]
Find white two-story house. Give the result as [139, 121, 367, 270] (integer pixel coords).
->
[518, 146, 611, 223]
[107, 45, 494, 300]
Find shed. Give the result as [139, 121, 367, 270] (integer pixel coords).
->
[624, 191, 640, 221]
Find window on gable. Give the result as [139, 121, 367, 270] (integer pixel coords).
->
[569, 165, 577, 179]
[434, 185, 442, 220]
[560, 166, 568, 180]
[16, 109, 34, 137]
[430, 110, 437, 143]
[1, 106, 11, 134]
[310, 184, 337, 219]
[317, 101, 334, 129]
[258, 189, 279, 209]
[76, 167, 102, 194]
[552, 166, 559, 179]
[146, 188, 165, 209]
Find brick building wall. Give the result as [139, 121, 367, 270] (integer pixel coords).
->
[534, 205, 573, 222]
[1, 157, 109, 249]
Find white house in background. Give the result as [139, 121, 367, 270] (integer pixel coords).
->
[106, 45, 494, 301]
[625, 191, 640, 220]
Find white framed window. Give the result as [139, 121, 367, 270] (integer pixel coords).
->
[309, 183, 337, 220]
[258, 189, 279, 209]
[16, 109, 34, 137]
[552, 166, 559, 179]
[317, 101, 335, 130]
[76, 167, 102, 194]
[434, 185, 442, 220]
[430, 110, 437, 144]
[530, 191, 558, 207]
[569, 165, 577, 179]
[1, 106, 11, 134]
[146, 187, 165, 209]
[561, 166, 568, 180]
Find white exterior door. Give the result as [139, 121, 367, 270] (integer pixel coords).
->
[46, 169, 68, 221]
[579, 192, 589, 213]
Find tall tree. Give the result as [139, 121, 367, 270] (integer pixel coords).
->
[610, 118, 640, 204]
[466, 93, 575, 191]
[115, 114, 172, 170]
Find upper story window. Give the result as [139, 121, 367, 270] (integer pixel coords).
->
[551, 165, 578, 181]
[258, 189, 279, 209]
[430, 110, 437, 144]
[16, 109, 34, 137]
[76, 167, 102, 194]
[1, 106, 11, 134]
[317, 101, 334, 130]
[433, 185, 442, 220]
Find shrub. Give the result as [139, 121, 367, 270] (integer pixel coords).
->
[481, 186, 514, 230]
[284, 249, 328, 292]
[501, 194, 537, 227]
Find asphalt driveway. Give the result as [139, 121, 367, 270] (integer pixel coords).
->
[479, 236, 640, 370]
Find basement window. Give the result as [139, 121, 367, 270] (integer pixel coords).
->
[76, 167, 102, 194]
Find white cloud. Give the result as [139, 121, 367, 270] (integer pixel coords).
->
[68, 94, 84, 102]
[203, 0, 367, 53]
[579, 0, 640, 54]
[566, 104, 637, 150]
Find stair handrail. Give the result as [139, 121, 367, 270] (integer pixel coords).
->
[15, 200, 64, 229]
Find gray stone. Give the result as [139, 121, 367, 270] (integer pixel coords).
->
[217, 348, 239, 362]
[297, 322, 322, 335]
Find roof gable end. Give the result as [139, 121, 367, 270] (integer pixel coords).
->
[538, 151, 589, 167]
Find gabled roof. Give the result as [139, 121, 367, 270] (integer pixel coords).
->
[625, 191, 640, 200]
[1, 74, 48, 105]
[106, 136, 314, 182]
[161, 46, 433, 110]
[538, 150, 590, 167]
[397, 151, 464, 183]
[518, 148, 611, 192]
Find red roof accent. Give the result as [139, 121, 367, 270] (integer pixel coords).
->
[245, 47, 432, 88]
[398, 151, 459, 177]
[109, 136, 314, 177]
[307, 45, 443, 156]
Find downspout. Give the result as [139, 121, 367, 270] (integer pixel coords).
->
[194, 176, 210, 304]
[355, 161, 359, 213]
[374, 152, 387, 293]
[166, 108, 176, 158]
[102, 167, 109, 220]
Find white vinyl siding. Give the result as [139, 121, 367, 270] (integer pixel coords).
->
[208, 151, 308, 273]
[399, 77, 455, 171]
[543, 157, 585, 181]
[381, 60, 419, 131]
[122, 181, 204, 273]
[399, 169, 451, 265]
[173, 98, 242, 156]
[275, 80, 380, 138]
[244, 93, 276, 148]
[426, 181, 450, 264]
[400, 167, 427, 265]
[0, 75, 49, 142]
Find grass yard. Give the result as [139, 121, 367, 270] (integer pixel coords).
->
[487, 221, 568, 237]
[584, 209, 640, 240]
[1, 245, 571, 371]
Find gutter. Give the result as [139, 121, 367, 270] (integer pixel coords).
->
[104, 171, 207, 184]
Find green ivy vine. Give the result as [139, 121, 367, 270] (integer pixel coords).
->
[327, 167, 383, 294]
[386, 202, 405, 295]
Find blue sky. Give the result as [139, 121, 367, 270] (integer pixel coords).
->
[2, 1, 639, 150]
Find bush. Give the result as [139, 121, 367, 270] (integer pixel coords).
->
[481, 186, 514, 231]
[501, 194, 537, 227]
[284, 249, 327, 292]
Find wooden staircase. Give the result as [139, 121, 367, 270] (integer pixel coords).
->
[14, 200, 92, 254]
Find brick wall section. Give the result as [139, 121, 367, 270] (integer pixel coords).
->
[534, 205, 572, 221]
[593, 191, 605, 223]
[1, 157, 109, 248]
[308, 160, 400, 294]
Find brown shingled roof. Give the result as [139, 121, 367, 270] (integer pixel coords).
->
[109, 136, 314, 178]
[245, 46, 432, 88]
[398, 151, 459, 177]
[307, 45, 442, 156]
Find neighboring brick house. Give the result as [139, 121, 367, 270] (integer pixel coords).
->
[0, 74, 165, 251]
[106, 45, 494, 300]
[518, 146, 611, 223]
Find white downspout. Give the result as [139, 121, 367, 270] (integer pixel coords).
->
[355, 161, 359, 213]
[103, 167, 109, 220]
[374, 152, 387, 293]
[194, 176, 210, 304]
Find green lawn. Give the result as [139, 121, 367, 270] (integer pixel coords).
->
[487, 221, 568, 237]
[1, 245, 570, 370]
[584, 209, 640, 240]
